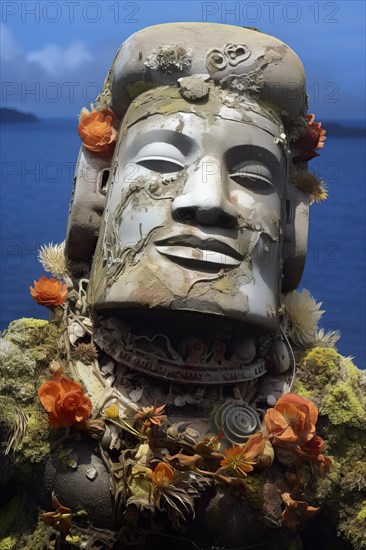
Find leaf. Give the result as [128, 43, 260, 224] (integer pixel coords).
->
[166, 453, 203, 471]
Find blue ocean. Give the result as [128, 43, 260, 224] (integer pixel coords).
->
[1, 119, 365, 367]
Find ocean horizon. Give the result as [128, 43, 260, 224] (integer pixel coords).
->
[1, 117, 365, 367]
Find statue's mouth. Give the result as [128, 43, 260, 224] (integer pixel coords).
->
[154, 234, 244, 267]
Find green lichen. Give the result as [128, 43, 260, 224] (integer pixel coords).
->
[0, 339, 37, 402]
[322, 382, 366, 428]
[294, 346, 366, 549]
[338, 501, 366, 550]
[243, 471, 267, 509]
[0, 492, 39, 549]
[0, 318, 59, 404]
[18, 406, 50, 466]
[0, 319, 58, 470]
[296, 347, 343, 395]
[0, 537, 17, 550]
[126, 81, 160, 100]
[5, 318, 49, 346]
[18, 521, 57, 550]
[292, 379, 314, 400]
[296, 347, 366, 428]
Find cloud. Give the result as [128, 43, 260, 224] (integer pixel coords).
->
[0, 24, 21, 62]
[26, 41, 92, 75]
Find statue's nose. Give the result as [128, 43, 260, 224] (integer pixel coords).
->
[172, 156, 238, 227]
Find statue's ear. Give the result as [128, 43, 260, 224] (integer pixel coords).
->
[282, 183, 310, 292]
[65, 146, 110, 261]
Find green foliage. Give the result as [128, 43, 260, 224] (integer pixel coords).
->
[295, 346, 366, 549]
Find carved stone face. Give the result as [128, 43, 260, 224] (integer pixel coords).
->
[89, 105, 287, 330]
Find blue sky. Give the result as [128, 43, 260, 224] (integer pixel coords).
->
[1, 0, 365, 120]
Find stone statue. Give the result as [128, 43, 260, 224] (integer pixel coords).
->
[1, 23, 365, 550]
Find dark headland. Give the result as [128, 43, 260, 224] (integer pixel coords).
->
[0, 107, 40, 123]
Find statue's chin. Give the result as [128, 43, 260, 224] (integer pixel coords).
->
[90, 250, 280, 333]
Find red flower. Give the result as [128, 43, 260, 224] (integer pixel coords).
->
[295, 434, 332, 472]
[38, 375, 92, 429]
[292, 114, 326, 161]
[30, 275, 67, 307]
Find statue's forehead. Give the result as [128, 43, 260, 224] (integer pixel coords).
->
[121, 86, 286, 141]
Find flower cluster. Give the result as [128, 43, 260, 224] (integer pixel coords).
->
[38, 371, 92, 429]
[264, 393, 331, 473]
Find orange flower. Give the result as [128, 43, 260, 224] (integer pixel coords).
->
[151, 462, 175, 488]
[38, 374, 92, 429]
[281, 492, 319, 529]
[220, 444, 256, 478]
[30, 275, 67, 307]
[135, 404, 166, 432]
[40, 492, 72, 535]
[292, 114, 327, 161]
[245, 432, 275, 468]
[265, 393, 317, 447]
[78, 108, 118, 154]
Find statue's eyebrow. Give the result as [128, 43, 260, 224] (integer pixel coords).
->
[127, 129, 194, 158]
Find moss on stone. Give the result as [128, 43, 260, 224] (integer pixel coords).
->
[18, 406, 50, 466]
[297, 347, 343, 394]
[292, 379, 315, 400]
[322, 382, 366, 428]
[0, 318, 58, 475]
[18, 521, 57, 550]
[5, 318, 49, 346]
[0, 318, 59, 404]
[126, 81, 160, 100]
[338, 501, 366, 550]
[0, 494, 22, 539]
[0, 492, 40, 549]
[243, 471, 267, 509]
[294, 346, 366, 549]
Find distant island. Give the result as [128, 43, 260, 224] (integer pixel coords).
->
[0, 108, 364, 137]
[0, 107, 39, 123]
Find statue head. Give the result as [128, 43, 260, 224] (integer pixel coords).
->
[66, 23, 316, 333]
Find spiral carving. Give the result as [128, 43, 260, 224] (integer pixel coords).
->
[214, 401, 261, 444]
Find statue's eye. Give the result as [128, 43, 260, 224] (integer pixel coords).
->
[136, 157, 184, 173]
[229, 164, 273, 194]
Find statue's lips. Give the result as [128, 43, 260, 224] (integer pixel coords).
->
[154, 235, 244, 266]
